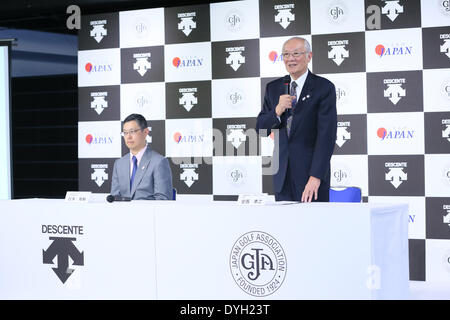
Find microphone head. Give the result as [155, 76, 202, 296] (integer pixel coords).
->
[283, 75, 291, 95]
[106, 195, 114, 203]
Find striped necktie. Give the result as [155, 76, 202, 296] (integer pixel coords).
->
[286, 81, 298, 137]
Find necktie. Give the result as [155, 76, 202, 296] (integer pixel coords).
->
[130, 155, 138, 191]
[286, 81, 298, 137]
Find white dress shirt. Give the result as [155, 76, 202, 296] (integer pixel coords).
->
[130, 143, 147, 176]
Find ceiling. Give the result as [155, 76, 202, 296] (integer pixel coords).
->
[0, 0, 232, 34]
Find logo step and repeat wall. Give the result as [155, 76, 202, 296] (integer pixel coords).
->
[78, 0, 450, 282]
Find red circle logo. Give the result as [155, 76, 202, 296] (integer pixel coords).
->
[85, 63, 93, 72]
[268, 51, 278, 62]
[173, 132, 182, 143]
[377, 128, 387, 139]
[375, 44, 385, 56]
[172, 57, 181, 68]
[85, 134, 93, 144]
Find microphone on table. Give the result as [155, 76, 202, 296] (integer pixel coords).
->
[106, 195, 132, 203]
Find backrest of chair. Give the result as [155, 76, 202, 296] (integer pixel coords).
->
[329, 186, 362, 203]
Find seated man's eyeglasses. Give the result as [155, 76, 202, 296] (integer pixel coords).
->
[121, 128, 142, 137]
[282, 51, 307, 58]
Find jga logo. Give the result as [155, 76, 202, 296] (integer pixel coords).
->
[230, 231, 287, 297]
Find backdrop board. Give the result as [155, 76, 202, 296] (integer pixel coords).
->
[77, 0, 450, 282]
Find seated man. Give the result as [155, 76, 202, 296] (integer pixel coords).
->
[111, 113, 173, 200]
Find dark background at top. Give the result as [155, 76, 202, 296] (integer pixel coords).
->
[0, 0, 234, 34]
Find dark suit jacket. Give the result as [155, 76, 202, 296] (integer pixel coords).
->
[111, 145, 173, 200]
[256, 71, 337, 201]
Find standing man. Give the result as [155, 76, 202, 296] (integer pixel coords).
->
[256, 37, 337, 202]
[111, 113, 173, 200]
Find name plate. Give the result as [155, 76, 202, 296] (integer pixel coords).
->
[65, 191, 92, 203]
[237, 194, 267, 205]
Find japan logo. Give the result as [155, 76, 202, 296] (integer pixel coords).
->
[227, 124, 247, 149]
[274, 4, 295, 29]
[179, 88, 198, 112]
[90, 92, 108, 115]
[383, 78, 406, 105]
[91, 164, 108, 187]
[180, 163, 199, 188]
[225, 47, 246, 71]
[442, 119, 450, 142]
[336, 122, 351, 148]
[385, 162, 407, 189]
[440, 34, 450, 59]
[327, 40, 349, 66]
[381, 0, 404, 22]
[133, 53, 151, 77]
[178, 12, 197, 36]
[90, 20, 107, 43]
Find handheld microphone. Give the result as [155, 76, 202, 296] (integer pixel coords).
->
[106, 195, 132, 203]
[283, 75, 290, 95]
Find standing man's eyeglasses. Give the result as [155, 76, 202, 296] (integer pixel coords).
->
[281, 51, 308, 59]
[120, 128, 143, 137]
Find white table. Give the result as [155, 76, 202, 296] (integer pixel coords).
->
[0, 198, 409, 299]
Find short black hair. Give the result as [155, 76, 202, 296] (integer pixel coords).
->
[123, 113, 147, 130]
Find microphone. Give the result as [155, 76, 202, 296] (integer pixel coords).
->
[282, 75, 292, 118]
[106, 194, 132, 203]
[283, 75, 290, 95]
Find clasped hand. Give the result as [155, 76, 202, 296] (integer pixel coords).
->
[275, 94, 296, 117]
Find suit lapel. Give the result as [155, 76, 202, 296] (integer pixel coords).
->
[118, 156, 131, 195]
[130, 146, 152, 197]
[289, 71, 315, 139]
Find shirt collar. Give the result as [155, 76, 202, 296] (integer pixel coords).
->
[291, 69, 308, 89]
[130, 143, 147, 165]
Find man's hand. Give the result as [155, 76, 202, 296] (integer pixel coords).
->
[301, 176, 321, 202]
[275, 94, 296, 117]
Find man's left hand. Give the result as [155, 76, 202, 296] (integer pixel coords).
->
[301, 176, 321, 202]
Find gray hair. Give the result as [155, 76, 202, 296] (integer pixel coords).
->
[282, 37, 311, 53]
